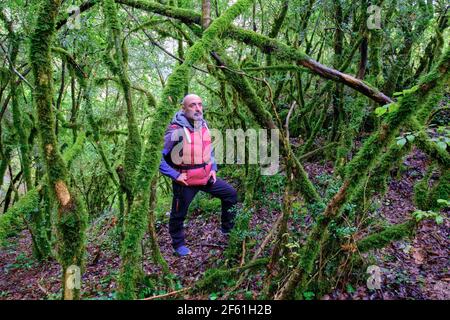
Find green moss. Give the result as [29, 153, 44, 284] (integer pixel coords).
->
[224, 205, 250, 263]
[195, 268, 236, 292]
[0, 125, 89, 252]
[103, 0, 142, 199]
[116, 175, 152, 299]
[409, 118, 450, 168]
[116, 0, 201, 24]
[0, 67, 9, 88]
[0, 149, 11, 187]
[82, 80, 120, 187]
[357, 220, 416, 253]
[276, 47, 449, 300]
[32, 186, 52, 260]
[62, 131, 86, 165]
[147, 178, 171, 280]
[414, 165, 435, 210]
[350, 142, 410, 208]
[334, 96, 367, 173]
[30, 0, 87, 299]
[194, 258, 269, 292]
[242, 65, 310, 74]
[349, 51, 449, 211]
[0, 189, 40, 246]
[299, 104, 327, 155]
[368, 29, 384, 87]
[345, 47, 449, 186]
[268, 0, 289, 38]
[1, 10, 32, 189]
[415, 167, 450, 211]
[9, 39, 32, 190]
[427, 169, 450, 211]
[212, 49, 320, 203]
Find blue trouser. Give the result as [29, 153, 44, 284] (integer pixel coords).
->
[169, 178, 238, 249]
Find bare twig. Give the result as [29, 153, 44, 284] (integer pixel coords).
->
[240, 238, 246, 267]
[285, 101, 297, 140]
[37, 277, 50, 296]
[0, 42, 34, 89]
[121, 5, 209, 74]
[222, 214, 283, 299]
[141, 287, 191, 300]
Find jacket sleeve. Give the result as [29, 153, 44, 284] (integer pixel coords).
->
[159, 125, 181, 180]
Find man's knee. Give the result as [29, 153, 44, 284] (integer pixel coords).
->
[222, 184, 237, 205]
[229, 186, 238, 204]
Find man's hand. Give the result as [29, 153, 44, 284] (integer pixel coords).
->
[176, 172, 188, 186]
[209, 170, 217, 184]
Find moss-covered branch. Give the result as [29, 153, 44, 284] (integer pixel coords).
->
[357, 220, 416, 253]
[194, 257, 269, 292]
[274, 47, 450, 300]
[103, 0, 142, 203]
[1, 11, 33, 190]
[116, 0, 392, 105]
[95, 76, 157, 109]
[29, 0, 87, 300]
[210, 50, 321, 203]
[0, 188, 40, 246]
[0, 128, 86, 251]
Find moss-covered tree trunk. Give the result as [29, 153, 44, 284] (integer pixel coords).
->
[29, 0, 87, 300]
[0, 11, 33, 191]
[103, 0, 142, 207]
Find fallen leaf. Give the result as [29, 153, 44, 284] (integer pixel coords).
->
[412, 248, 425, 265]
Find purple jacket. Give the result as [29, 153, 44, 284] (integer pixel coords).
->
[159, 111, 218, 180]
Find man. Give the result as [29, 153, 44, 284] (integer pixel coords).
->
[159, 94, 238, 256]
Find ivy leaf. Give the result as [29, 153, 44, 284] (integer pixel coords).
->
[437, 141, 447, 150]
[437, 199, 449, 207]
[389, 103, 399, 113]
[397, 138, 407, 147]
[303, 291, 315, 300]
[435, 216, 444, 225]
[406, 134, 415, 142]
[346, 284, 356, 294]
[375, 106, 387, 116]
[209, 293, 218, 300]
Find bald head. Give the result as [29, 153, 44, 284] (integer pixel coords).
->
[182, 94, 202, 107]
[182, 94, 203, 122]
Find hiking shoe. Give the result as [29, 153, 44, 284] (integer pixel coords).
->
[174, 245, 192, 256]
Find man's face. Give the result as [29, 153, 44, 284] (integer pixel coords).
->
[183, 95, 203, 122]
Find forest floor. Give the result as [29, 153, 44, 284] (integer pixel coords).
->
[0, 147, 448, 300]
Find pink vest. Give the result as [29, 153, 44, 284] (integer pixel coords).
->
[172, 124, 212, 186]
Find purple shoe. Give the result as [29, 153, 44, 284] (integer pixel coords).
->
[174, 245, 192, 256]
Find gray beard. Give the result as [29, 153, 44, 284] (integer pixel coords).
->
[193, 119, 203, 129]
